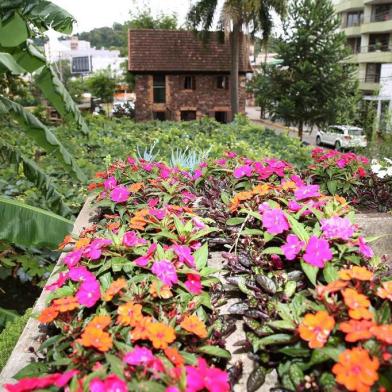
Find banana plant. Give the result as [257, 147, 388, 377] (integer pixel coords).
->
[0, 0, 88, 247]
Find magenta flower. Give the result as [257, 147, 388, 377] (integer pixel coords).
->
[123, 346, 154, 366]
[185, 274, 202, 294]
[64, 249, 83, 268]
[186, 358, 229, 392]
[192, 216, 206, 229]
[233, 164, 253, 179]
[103, 176, 117, 191]
[90, 375, 127, 392]
[149, 208, 166, 220]
[358, 236, 374, 259]
[193, 169, 202, 180]
[148, 197, 159, 208]
[258, 202, 271, 214]
[303, 236, 333, 268]
[166, 387, 180, 392]
[321, 216, 355, 240]
[69, 266, 95, 283]
[262, 208, 289, 235]
[45, 272, 69, 291]
[225, 151, 237, 158]
[134, 243, 157, 267]
[294, 185, 320, 201]
[291, 175, 305, 187]
[84, 238, 112, 260]
[172, 244, 195, 267]
[281, 234, 304, 260]
[76, 279, 100, 308]
[151, 260, 178, 287]
[288, 200, 302, 212]
[123, 231, 146, 247]
[110, 186, 130, 203]
[216, 158, 227, 166]
[159, 166, 171, 179]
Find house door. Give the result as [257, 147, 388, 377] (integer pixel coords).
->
[181, 111, 196, 121]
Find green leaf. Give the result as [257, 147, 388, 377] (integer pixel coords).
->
[105, 354, 125, 380]
[14, 362, 51, 380]
[0, 13, 28, 47]
[284, 280, 297, 298]
[326, 180, 337, 195]
[255, 333, 293, 350]
[226, 217, 245, 225]
[12, 41, 46, 72]
[278, 346, 310, 357]
[323, 263, 339, 283]
[0, 52, 26, 74]
[262, 246, 283, 255]
[0, 95, 86, 181]
[0, 196, 73, 248]
[377, 300, 391, 324]
[285, 214, 309, 241]
[247, 366, 266, 392]
[300, 260, 318, 286]
[289, 363, 304, 387]
[194, 242, 208, 269]
[0, 306, 19, 329]
[196, 345, 231, 359]
[267, 320, 295, 331]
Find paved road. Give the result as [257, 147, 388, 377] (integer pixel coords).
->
[245, 106, 317, 146]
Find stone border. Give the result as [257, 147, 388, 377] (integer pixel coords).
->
[0, 198, 97, 387]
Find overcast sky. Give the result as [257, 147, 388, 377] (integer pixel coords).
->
[51, 0, 194, 33]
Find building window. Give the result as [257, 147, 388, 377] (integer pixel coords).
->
[153, 111, 166, 121]
[215, 111, 228, 123]
[153, 75, 166, 103]
[181, 111, 197, 121]
[369, 34, 390, 52]
[347, 37, 361, 54]
[183, 76, 196, 90]
[216, 76, 229, 89]
[365, 63, 381, 83]
[346, 11, 363, 27]
[372, 4, 392, 22]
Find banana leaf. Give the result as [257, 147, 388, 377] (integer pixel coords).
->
[0, 52, 26, 74]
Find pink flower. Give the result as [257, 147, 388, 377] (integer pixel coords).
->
[104, 176, 117, 190]
[149, 208, 166, 220]
[321, 216, 355, 240]
[122, 231, 146, 247]
[69, 266, 95, 283]
[288, 200, 301, 212]
[225, 151, 237, 158]
[172, 244, 195, 267]
[192, 217, 206, 229]
[185, 274, 202, 294]
[262, 208, 289, 235]
[134, 243, 157, 267]
[124, 346, 154, 366]
[5, 370, 78, 392]
[291, 175, 305, 187]
[76, 279, 100, 308]
[90, 375, 127, 392]
[281, 234, 304, 260]
[303, 236, 333, 268]
[110, 186, 130, 203]
[186, 358, 229, 392]
[45, 272, 69, 291]
[294, 185, 320, 201]
[216, 158, 227, 166]
[358, 236, 374, 259]
[148, 198, 159, 208]
[142, 163, 153, 172]
[151, 260, 178, 287]
[84, 238, 112, 260]
[258, 202, 271, 214]
[166, 387, 180, 392]
[336, 158, 347, 168]
[64, 249, 83, 267]
[233, 164, 253, 179]
[193, 169, 202, 180]
[160, 166, 171, 179]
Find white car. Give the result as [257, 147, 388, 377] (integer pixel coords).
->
[316, 125, 367, 150]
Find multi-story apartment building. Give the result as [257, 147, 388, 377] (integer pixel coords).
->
[336, 0, 392, 130]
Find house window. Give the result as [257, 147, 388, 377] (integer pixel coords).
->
[215, 111, 228, 124]
[153, 75, 166, 103]
[153, 111, 166, 121]
[365, 63, 381, 83]
[184, 76, 196, 90]
[181, 111, 197, 121]
[369, 34, 390, 52]
[216, 76, 229, 89]
[346, 11, 363, 27]
[372, 4, 392, 22]
[347, 37, 361, 54]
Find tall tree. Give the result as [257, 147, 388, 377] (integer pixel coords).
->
[269, 0, 359, 140]
[187, 0, 287, 118]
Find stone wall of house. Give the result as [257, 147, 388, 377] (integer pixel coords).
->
[134, 73, 247, 122]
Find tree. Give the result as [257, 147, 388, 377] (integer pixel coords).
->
[268, 0, 359, 140]
[86, 70, 117, 113]
[187, 0, 287, 118]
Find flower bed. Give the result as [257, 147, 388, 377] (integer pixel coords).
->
[3, 152, 392, 392]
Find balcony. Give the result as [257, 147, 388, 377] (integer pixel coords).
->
[359, 80, 380, 90]
[335, 0, 364, 13]
[342, 24, 362, 36]
[356, 43, 392, 62]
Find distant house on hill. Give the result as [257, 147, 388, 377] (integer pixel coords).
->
[128, 29, 252, 123]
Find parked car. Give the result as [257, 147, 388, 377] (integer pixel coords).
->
[316, 125, 367, 150]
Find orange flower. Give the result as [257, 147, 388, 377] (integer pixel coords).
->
[150, 280, 173, 299]
[52, 296, 79, 313]
[316, 280, 348, 298]
[130, 209, 150, 230]
[107, 222, 121, 231]
[80, 327, 113, 352]
[58, 235, 74, 250]
[102, 278, 127, 302]
[38, 307, 59, 323]
[147, 322, 176, 349]
[298, 310, 335, 348]
[376, 281, 392, 301]
[180, 315, 208, 339]
[370, 324, 392, 344]
[280, 181, 296, 191]
[339, 266, 373, 281]
[334, 195, 348, 205]
[332, 347, 379, 392]
[87, 315, 111, 330]
[252, 184, 271, 195]
[342, 288, 373, 320]
[339, 319, 375, 342]
[229, 191, 253, 212]
[117, 302, 143, 326]
[131, 316, 152, 341]
[129, 182, 143, 192]
[164, 347, 184, 367]
[75, 237, 91, 249]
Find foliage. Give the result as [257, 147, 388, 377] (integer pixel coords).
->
[267, 0, 359, 139]
[86, 69, 117, 104]
[0, 309, 32, 370]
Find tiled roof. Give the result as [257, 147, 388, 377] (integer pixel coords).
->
[128, 29, 253, 73]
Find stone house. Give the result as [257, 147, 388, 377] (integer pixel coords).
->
[128, 29, 252, 122]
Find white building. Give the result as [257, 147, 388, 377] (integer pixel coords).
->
[45, 36, 126, 76]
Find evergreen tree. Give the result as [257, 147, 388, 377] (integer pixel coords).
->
[269, 0, 359, 140]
